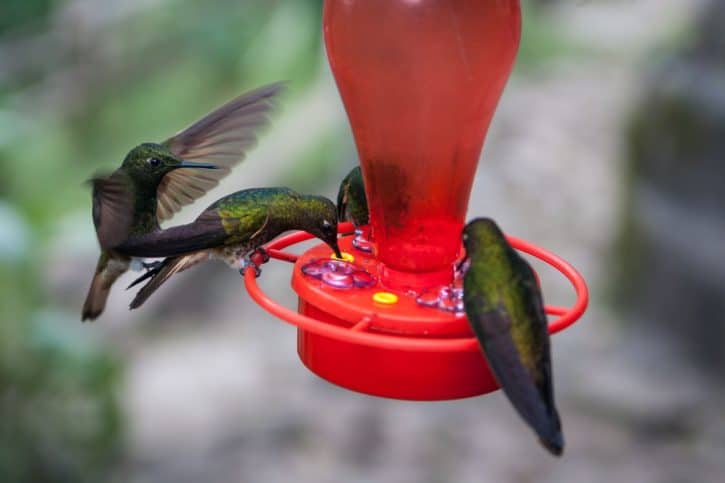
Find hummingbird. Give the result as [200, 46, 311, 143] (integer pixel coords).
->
[336, 166, 368, 227]
[81, 82, 284, 321]
[461, 218, 564, 456]
[117, 187, 342, 309]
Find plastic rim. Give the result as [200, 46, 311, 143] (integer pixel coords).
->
[245, 222, 589, 352]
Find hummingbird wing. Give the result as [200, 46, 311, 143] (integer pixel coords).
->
[517, 266, 560, 419]
[116, 201, 270, 258]
[115, 210, 228, 258]
[466, 296, 563, 455]
[336, 172, 352, 222]
[156, 82, 285, 222]
[336, 167, 368, 226]
[90, 170, 135, 249]
[126, 205, 272, 307]
[463, 246, 564, 456]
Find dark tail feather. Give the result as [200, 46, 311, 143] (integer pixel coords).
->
[485, 339, 564, 456]
[539, 419, 564, 456]
[471, 315, 564, 456]
[129, 252, 207, 309]
[126, 267, 157, 289]
[500, 373, 564, 456]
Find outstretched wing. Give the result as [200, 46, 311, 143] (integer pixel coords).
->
[90, 170, 134, 249]
[156, 82, 284, 222]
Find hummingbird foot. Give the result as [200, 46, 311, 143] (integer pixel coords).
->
[352, 234, 373, 253]
[350, 226, 373, 253]
[239, 256, 262, 278]
[455, 256, 470, 276]
[253, 247, 270, 264]
[142, 260, 164, 271]
[129, 258, 162, 272]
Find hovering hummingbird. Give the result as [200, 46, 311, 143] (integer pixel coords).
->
[461, 218, 564, 456]
[118, 187, 342, 309]
[81, 83, 283, 321]
[336, 166, 368, 227]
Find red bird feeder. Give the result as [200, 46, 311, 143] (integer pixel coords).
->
[246, 0, 588, 400]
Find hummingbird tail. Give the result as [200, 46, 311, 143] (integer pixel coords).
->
[82, 254, 128, 321]
[82, 273, 111, 321]
[539, 423, 564, 456]
[473, 323, 564, 457]
[129, 252, 207, 309]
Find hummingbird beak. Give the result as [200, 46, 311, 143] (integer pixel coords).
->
[177, 161, 218, 170]
[332, 240, 342, 259]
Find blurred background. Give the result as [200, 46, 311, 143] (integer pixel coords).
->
[1, 0, 723, 481]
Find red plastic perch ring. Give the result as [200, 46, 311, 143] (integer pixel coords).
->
[245, 223, 588, 401]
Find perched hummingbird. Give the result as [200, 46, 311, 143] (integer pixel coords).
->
[118, 187, 342, 309]
[336, 166, 368, 227]
[81, 83, 283, 321]
[461, 218, 564, 456]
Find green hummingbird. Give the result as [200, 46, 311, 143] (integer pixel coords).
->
[461, 218, 564, 456]
[336, 166, 368, 227]
[82, 83, 283, 321]
[118, 187, 342, 309]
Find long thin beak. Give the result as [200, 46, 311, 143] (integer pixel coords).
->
[331, 239, 342, 259]
[178, 161, 218, 170]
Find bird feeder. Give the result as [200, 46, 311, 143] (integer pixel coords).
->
[246, 0, 588, 400]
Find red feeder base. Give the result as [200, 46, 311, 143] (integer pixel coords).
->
[245, 224, 588, 401]
[298, 314, 493, 400]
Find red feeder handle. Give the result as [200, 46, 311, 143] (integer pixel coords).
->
[245, 223, 588, 353]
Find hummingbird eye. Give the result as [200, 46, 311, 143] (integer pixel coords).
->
[322, 220, 332, 231]
[147, 157, 161, 167]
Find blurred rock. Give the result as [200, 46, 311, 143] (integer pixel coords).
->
[616, 0, 725, 375]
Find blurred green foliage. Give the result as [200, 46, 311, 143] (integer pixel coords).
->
[1, 254, 122, 482]
[1, 1, 327, 481]
[0, 0, 58, 34]
[1, 0, 325, 226]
